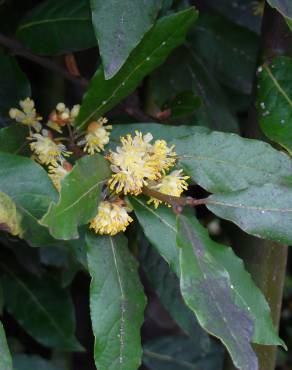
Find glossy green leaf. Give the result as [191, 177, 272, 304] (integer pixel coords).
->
[86, 233, 146, 370]
[267, 0, 292, 19]
[148, 47, 239, 132]
[130, 196, 178, 274]
[91, 0, 162, 79]
[75, 8, 198, 131]
[41, 154, 110, 240]
[0, 55, 30, 126]
[13, 355, 62, 370]
[174, 130, 292, 193]
[190, 14, 258, 93]
[286, 17, 292, 31]
[177, 214, 258, 370]
[256, 56, 292, 154]
[0, 321, 13, 370]
[17, 0, 96, 55]
[207, 183, 292, 245]
[143, 336, 224, 370]
[1, 268, 81, 351]
[0, 124, 28, 154]
[140, 240, 210, 347]
[0, 151, 58, 245]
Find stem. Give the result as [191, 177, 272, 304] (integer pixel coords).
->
[0, 33, 89, 88]
[142, 186, 208, 208]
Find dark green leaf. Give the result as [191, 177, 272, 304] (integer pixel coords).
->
[13, 354, 62, 370]
[0, 55, 30, 126]
[163, 91, 201, 118]
[0, 124, 28, 154]
[204, 0, 261, 33]
[267, 0, 292, 19]
[286, 17, 292, 31]
[1, 268, 81, 351]
[75, 8, 198, 131]
[140, 240, 210, 347]
[91, 0, 163, 79]
[148, 48, 239, 132]
[190, 14, 258, 93]
[17, 0, 96, 55]
[256, 56, 292, 154]
[143, 336, 224, 370]
[207, 183, 292, 245]
[86, 233, 146, 370]
[174, 130, 292, 193]
[0, 321, 13, 370]
[177, 214, 258, 370]
[0, 151, 58, 246]
[130, 196, 178, 274]
[41, 154, 110, 240]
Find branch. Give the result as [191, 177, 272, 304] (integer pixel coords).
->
[142, 186, 208, 210]
[0, 33, 89, 89]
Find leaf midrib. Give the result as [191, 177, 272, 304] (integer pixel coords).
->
[264, 64, 292, 108]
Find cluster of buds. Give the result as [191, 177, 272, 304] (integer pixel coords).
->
[47, 102, 80, 133]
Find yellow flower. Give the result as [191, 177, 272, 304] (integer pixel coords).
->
[48, 161, 72, 191]
[9, 98, 42, 132]
[108, 131, 176, 195]
[47, 102, 80, 132]
[148, 169, 189, 208]
[78, 118, 112, 154]
[30, 130, 71, 166]
[151, 140, 176, 174]
[89, 200, 133, 235]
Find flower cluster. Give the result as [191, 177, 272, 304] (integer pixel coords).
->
[108, 131, 176, 195]
[9, 99, 189, 237]
[78, 118, 112, 154]
[90, 199, 133, 235]
[9, 98, 42, 132]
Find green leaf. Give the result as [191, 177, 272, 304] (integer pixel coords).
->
[267, 0, 292, 19]
[0, 151, 58, 245]
[256, 56, 292, 154]
[0, 55, 30, 126]
[0, 124, 28, 154]
[1, 267, 81, 351]
[75, 8, 198, 131]
[204, 0, 261, 33]
[16, 0, 96, 55]
[0, 321, 13, 370]
[0, 191, 23, 237]
[41, 154, 110, 240]
[140, 240, 210, 347]
[13, 355, 62, 370]
[132, 197, 283, 347]
[174, 130, 292, 193]
[130, 196, 179, 274]
[177, 213, 258, 370]
[207, 183, 292, 245]
[190, 14, 258, 94]
[91, 0, 163, 79]
[163, 91, 201, 118]
[111, 123, 208, 146]
[143, 336, 224, 370]
[86, 233, 146, 370]
[286, 17, 292, 31]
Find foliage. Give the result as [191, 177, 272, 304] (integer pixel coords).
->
[0, 1, 291, 370]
